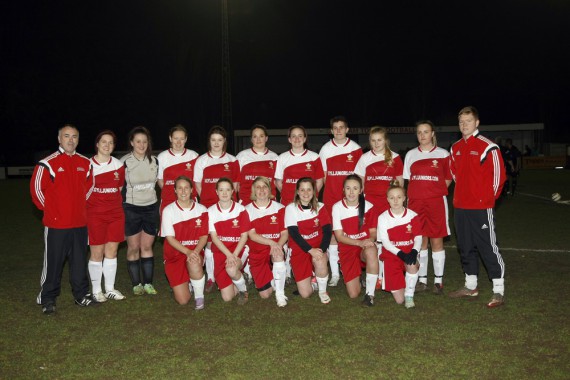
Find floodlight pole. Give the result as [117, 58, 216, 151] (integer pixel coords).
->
[221, 0, 233, 151]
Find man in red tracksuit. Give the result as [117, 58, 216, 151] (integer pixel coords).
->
[448, 106, 507, 308]
[30, 124, 96, 314]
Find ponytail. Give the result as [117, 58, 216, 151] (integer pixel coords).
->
[358, 193, 365, 229]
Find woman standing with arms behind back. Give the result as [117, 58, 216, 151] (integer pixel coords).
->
[236, 125, 279, 206]
[87, 130, 126, 302]
[121, 126, 159, 296]
[274, 125, 324, 207]
[157, 125, 199, 215]
[354, 127, 403, 289]
[354, 127, 403, 213]
[193, 126, 240, 292]
[403, 121, 451, 295]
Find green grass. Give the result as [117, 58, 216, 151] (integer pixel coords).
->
[1, 171, 570, 379]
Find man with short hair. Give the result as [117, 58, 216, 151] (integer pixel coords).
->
[30, 124, 95, 314]
[448, 107, 507, 308]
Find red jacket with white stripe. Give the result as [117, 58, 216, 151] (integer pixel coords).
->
[449, 130, 506, 209]
[30, 147, 93, 228]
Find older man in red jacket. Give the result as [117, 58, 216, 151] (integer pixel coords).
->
[31, 124, 96, 315]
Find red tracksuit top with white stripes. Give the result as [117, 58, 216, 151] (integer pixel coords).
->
[30, 147, 93, 228]
[449, 130, 506, 209]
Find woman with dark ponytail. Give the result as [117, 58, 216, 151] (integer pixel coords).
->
[331, 175, 379, 306]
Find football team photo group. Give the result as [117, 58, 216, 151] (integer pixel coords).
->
[31, 105, 508, 316]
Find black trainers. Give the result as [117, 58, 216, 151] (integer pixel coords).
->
[362, 294, 374, 307]
[42, 302, 56, 315]
[75, 294, 96, 307]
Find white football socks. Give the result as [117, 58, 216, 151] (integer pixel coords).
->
[327, 245, 340, 279]
[102, 257, 118, 292]
[272, 261, 287, 296]
[191, 275, 206, 299]
[88, 260, 103, 294]
[204, 247, 215, 281]
[405, 272, 419, 297]
[418, 249, 429, 284]
[316, 275, 329, 294]
[465, 274, 478, 290]
[492, 278, 505, 295]
[432, 250, 445, 285]
[365, 272, 378, 297]
[233, 275, 247, 292]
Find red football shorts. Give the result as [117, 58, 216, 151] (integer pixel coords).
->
[379, 251, 405, 291]
[248, 247, 273, 290]
[87, 211, 125, 245]
[339, 245, 366, 283]
[408, 196, 449, 238]
[290, 248, 314, 282]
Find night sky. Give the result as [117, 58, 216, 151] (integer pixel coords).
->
[2, 0, 569, 164]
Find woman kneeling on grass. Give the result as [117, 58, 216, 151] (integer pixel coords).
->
[245, 176, 288, 307]
[332, 175, 379, 306]
[377, 182, 421, 308]
[208, 178, 251, 305]
[160, 176, 208, 309]
[284, 177, 332, 304]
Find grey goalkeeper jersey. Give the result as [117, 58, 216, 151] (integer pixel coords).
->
[120, 153, 159, 206]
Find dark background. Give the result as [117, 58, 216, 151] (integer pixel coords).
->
[2, 0, 569, 164]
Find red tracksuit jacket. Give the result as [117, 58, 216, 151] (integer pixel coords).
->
[30, 147, 93, 228]
[449, 130, 506, 209]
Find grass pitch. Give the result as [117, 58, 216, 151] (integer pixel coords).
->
[1, 170, 569, 379]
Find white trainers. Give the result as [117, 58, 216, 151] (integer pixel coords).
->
[328, 276, 340, 287]
[92, 292, 107, 303]
[318, 292, 331, 304]
[276, 294, 288, 307]
[105, 289, 126, 300]
[405, 296, 415, 309]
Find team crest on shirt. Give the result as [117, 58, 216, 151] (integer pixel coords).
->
[114, 171, 119, 180]
[431, 160, 439, 168]
[186, 163, 192, 171]
[196, 218, 202, 227]
[270, 215, 277, 224]
[232, 218, 239, 228]
[406, 224, 412, 233]
[314, 218, 320, 227]
[77, 167, 85, 172]
[224, 164, 230, 171]
[269, 162, 274, 169]
[305, 163, 312, 171]
[347, 154, 353, 162]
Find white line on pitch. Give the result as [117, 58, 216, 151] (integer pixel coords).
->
[444, 245, 570, 253]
